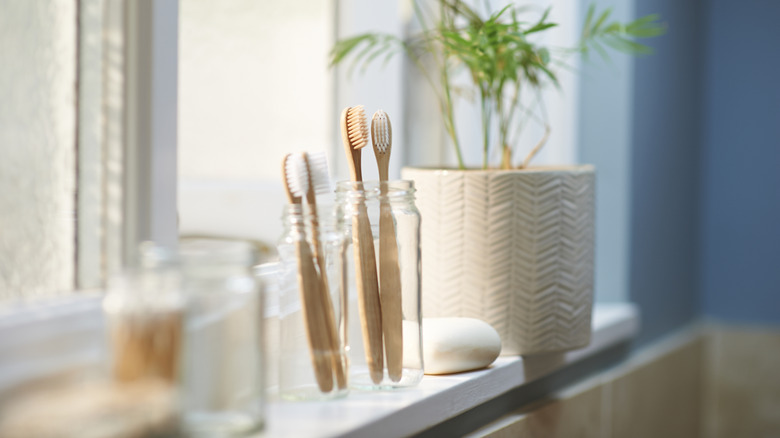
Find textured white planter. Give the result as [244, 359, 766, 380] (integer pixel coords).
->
[401, 165, 595, 355]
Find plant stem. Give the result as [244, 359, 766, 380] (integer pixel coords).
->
[403, 43, 464, 170]
[412, 0, 464, 170]
[503, 80, 521, 164]
[480, 88, 491, 170]
[518, 88, 550, 168]
[520, 125, 550, 169]
[404, 39, 466, 169]
[497, 80, 515, 169]
[441, 66, 464, 169]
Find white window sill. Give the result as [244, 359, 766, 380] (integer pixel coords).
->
[0, 299, 636, 436]
[258, 302, 638, 437]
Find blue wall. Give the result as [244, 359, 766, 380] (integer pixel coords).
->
[626, 0, 780, 344]
[628, 0, 706, 344]
[699, 0, 780, 323]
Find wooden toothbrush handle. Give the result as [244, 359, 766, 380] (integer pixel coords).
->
[379, 200, 403, 382]
[310, 220, 348, 390]
[295, 240, 335, 393]
[317, 263, 348, 390]
[352, 203, 384, 384]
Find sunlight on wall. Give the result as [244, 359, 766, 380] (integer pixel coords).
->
[177, 0, 335, 246]
[0, 1, 77, 300]
[178, 0, 334, 182]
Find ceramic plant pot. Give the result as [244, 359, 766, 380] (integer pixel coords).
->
[401, 165, 595, 355]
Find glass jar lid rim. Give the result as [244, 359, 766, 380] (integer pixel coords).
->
[334, 180, 416, 195]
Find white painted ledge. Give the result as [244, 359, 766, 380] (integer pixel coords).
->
[0, 299, 636, 437]
[258, 302, 639, 438]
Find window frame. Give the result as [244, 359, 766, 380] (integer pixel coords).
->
[0, 0, 180, 392]
[121, 0, 179, 263]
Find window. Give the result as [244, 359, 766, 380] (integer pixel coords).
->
[0, 0, 190, 304]
[0, 0, 180, 394]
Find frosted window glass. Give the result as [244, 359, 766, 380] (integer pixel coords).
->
[0, 1, 78, 301]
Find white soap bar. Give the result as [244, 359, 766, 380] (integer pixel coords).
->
[421, 317, 501, 375]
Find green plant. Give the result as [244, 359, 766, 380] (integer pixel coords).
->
[330, 1, 666, 170]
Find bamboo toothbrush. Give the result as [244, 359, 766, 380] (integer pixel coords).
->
[340, 105, 384, 384]
[371, 110, 404, 382]
[303, 152, 347, 390]
[283, 153, 334, 392]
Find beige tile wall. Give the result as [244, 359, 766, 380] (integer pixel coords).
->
[469, 329, 704, 438]
[468, 324, 780, 438]
[702, 325, 780, 438]
[466, 379, 604, 438]
[609, 335, 703, 438]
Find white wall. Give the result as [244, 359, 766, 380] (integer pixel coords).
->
[0, 1, 77, 300]
[178, 0, 336, 246]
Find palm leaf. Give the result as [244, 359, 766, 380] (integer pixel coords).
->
[330, 0, 665, 170]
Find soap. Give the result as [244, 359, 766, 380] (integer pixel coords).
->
[421, 317, 502, 375]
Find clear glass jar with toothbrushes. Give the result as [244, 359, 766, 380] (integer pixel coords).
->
[335, 180, 424, 390]
[275, 203, 350, 400]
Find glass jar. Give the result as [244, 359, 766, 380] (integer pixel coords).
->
[178, 238, 264, 437]
[276, 204, 349, 400]
[335, 180, 423, 389]
[102, 243, 184, 436]
[254, 262, 280, 395]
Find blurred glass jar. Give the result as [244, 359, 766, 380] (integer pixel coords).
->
[335, 180, 424, 390]
[254, 262, 280, 395]
[102, 242, 185, 435]
[177, 238, 264, 437]
[276, 203, 349, 400]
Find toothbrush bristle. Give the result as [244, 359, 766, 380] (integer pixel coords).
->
[371, 110, 391, 154]
[306, 152, 331, 195]
[346, 106, 369, 150]
[284, 153, 308, 197]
